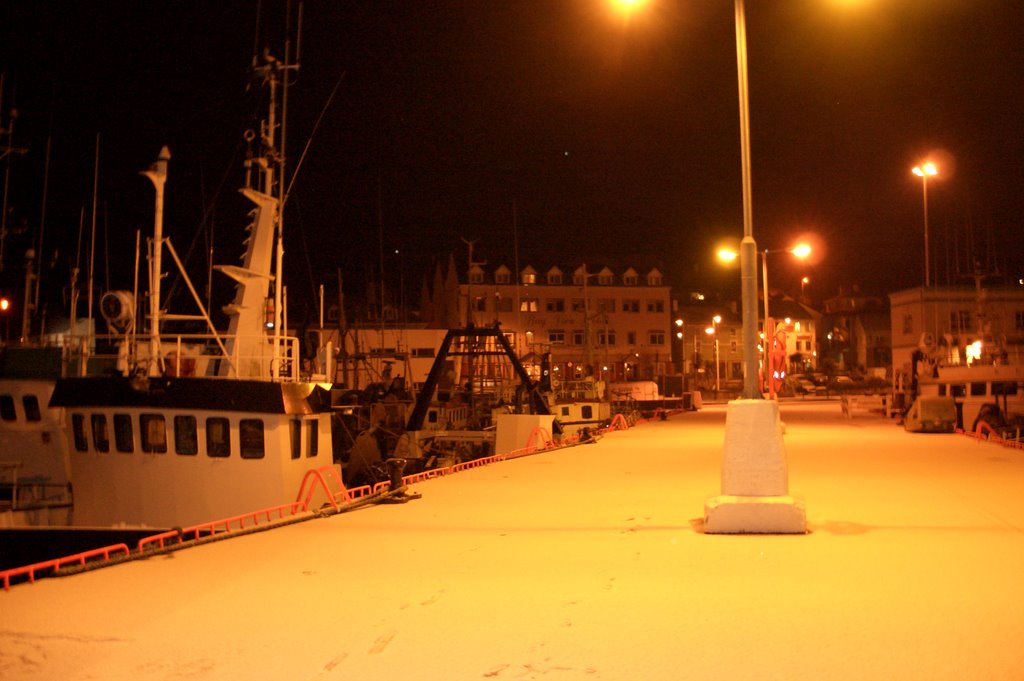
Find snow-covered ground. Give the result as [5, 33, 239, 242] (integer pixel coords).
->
[3, 400, 1023, 680]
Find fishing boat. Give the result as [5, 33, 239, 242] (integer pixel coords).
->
[47, 45, 339, 529]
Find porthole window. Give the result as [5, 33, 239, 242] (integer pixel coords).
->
[174, 415, 198, 455]
[91, 414, 110, 453]
[0, 395, 15, 421]
[140, 413, 167, 454]
[114, 414, 134, 453]
[289, 420, 301, 460]
[72, 413, 88, 452]
[206, 417, 231, 457]
[306, 420, 318, 458]
[22, 395, 41, 422]
[240, 419, 265, 459]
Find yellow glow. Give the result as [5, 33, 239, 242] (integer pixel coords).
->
[675, 318, 683, 327]
[912, 163, 938, 177]
[0, 298, 8, 312]
[966, 340, 982, 364]
[717, 248, 739, 263]
[790, 243, 811, 258]
[802, 276, 810, 284]
[705, 327, 714, 335]
[713, 315, 722, 324]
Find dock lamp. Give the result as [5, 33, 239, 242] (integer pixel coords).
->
[912, 162, 938, 288]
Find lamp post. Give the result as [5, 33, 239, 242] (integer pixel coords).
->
[705, 315, 721, 393]
[718, 242, 810, 392]
[912, 162, 937, 288]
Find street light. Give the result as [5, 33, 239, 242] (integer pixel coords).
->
[720, 240, 806, 348]
[912, 162, 938, 288]
[705, 314, 721, 393]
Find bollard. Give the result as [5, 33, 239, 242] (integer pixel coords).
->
[385, 458, 407, 489]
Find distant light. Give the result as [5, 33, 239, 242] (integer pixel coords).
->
[713, 315, 722, 323]
[717, 248, 739, 263]
[790, 244, 811, 259]
[966, 341, 982, 364]
[675, 318, 683, 327]
[676, 331, 683, 339]
[705, 327, 715, 335]
[0, 298, 8, 312]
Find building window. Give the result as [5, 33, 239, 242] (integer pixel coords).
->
[495, 271, 511, 284]
[473, 296, 487, 312]
[549, 330, 566, 344]
[206, 417, 231, 458]
[597, 298, 616, 313]
[623, 299, 640, 313]
[240, 419, 265, 459]
[520, 297, 538, 312]
[175, 415, 198, 455]
[307, 420, 319, 457]
[114, 414, 134, 453]
[599, 330, 617, 346]
[624, 274, 638, 286]
[646, 299, 665, 313]
[469, 270, 484, 284]
[627, 331, 636, 345]
[140, 414, 167, 454]
[22, 395, 41, 422]
[411, 347, 436, 358]
[547, 272, 563, 285]
[72, 414, 88, 452]
[902, 314, 913, 334]
[572, 329, 585, 345]
[950, 310, 971, 332]
[1016, 311, 1024, 330]
[521, 272, 536, 285]
[647, 273, 663, 286]
[572, 298, 586, 312]
[649, 331, 665, 345]
[598, 273, 613, 285]
[91, 414, 110, 453]
[546, 298, 565, 312]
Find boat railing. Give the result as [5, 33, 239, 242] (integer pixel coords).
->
[57, 332, 303, 381]
[0, 461, 72, 512]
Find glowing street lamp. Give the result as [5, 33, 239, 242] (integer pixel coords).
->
[912, 162, 938, 287]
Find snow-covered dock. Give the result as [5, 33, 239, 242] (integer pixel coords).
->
[2, 400, 1023, 680]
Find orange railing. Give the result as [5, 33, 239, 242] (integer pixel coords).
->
[2, 543, 130, 591]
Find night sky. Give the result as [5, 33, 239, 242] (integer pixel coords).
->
[2, 0, 1023, 325]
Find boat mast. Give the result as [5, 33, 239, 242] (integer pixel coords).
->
[141, 146, 170, 375]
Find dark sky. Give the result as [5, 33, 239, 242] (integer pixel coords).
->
[2, 0, 1023, 323]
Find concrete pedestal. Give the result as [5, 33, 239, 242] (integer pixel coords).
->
[704, 399, 806, 534]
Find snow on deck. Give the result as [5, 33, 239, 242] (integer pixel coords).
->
[2, 401, 1023, 680]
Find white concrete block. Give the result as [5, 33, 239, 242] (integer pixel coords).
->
[703, 495, 807, 534]
[720, 399, 789, 496]
[494, 414, 556, 455]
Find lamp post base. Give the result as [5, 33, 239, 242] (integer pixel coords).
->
[703, 399, 807, 534]
[704, 494, 806, 534]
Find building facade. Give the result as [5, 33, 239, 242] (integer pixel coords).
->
[889, 285, 1024, 377]
[460, 263, 673, 384]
